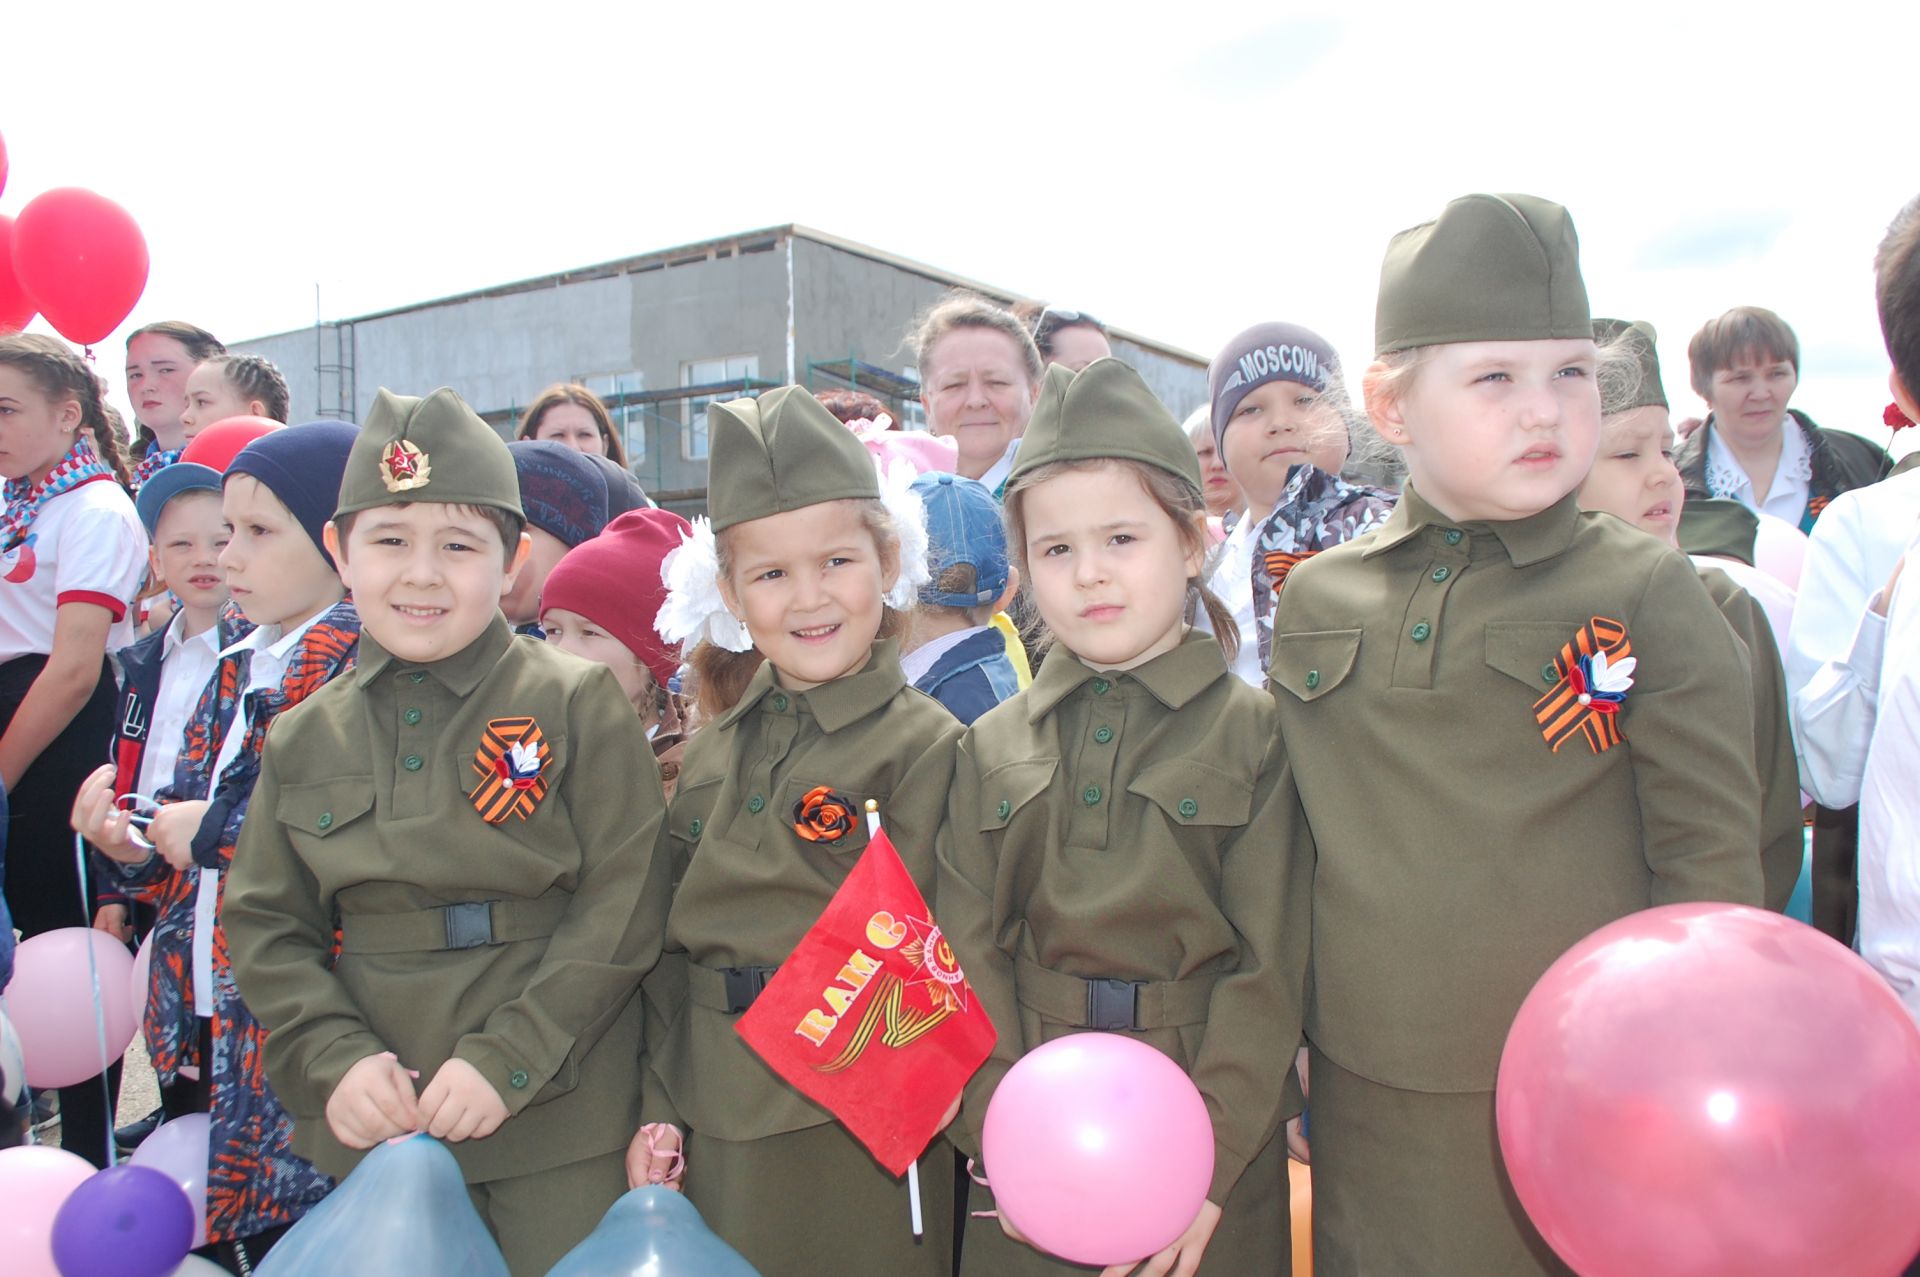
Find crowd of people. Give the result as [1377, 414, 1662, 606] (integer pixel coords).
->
[0, 185, 1917, 1276]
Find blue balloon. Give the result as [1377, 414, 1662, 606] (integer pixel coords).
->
[544, 1187, 761, 1277]
[255, 1135, 508, 1277]
[1786, 829, 1814, 925]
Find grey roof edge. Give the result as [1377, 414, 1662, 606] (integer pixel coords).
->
[238, 224, 1205, 368]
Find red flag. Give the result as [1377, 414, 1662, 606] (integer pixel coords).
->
[735, 826, 997, 1175]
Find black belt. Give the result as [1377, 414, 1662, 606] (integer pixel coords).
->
[688, 962, 779, 1014]
[1013, 955, 1215, 1031]
[338, 896, 571, 955]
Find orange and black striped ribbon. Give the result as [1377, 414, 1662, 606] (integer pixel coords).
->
[469, 716, 550, 823]
[1531, 617, 1632, 755]
[1263, 550, 1315, 596]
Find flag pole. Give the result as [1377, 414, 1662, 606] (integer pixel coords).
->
[867, 798, 926, 1243]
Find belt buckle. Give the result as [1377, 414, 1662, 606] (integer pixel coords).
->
[1086, 978, 1142, 1031]
[443, 901, 496, 950]
[722, 965, 776, 1013]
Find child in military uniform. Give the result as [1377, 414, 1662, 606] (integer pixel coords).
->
[629, 386, 962, 1275]
[222, 389, 671, 1277]
[939, 359, 1312, 1276]
[1268, 195, 1765, 1275]
[1578, 318, 1805, 909]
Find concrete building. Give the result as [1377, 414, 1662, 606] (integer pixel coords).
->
[234, 225, 1208, 513]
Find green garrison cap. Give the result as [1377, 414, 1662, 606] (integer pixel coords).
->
[1677, 497, 1758, 566]
[1594, 318, 1669, 413]
[1010, 359, 1201, 490]
[706, 386, 878, 532]
[1376, 193, 1591, 355]
[335, 387, 523, 519]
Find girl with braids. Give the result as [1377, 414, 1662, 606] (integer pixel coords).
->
[180, 354, 290, 440]
[0, 333, 146, 1167]
[125, 321, 225, 489]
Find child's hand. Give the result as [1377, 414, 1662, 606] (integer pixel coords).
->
[147, 799, 210, 873]
[1100, 1199, 1223, 1277]
[93, 903, 133, 943]
[417, 1057, 509, 1143]
[1287, 1046, 1311, 1163]
[70, 764, 145, 863]
[625, 1122, 686, 1191]
[327, 1052, 421, 1148]
[938, 1091, 963, 1132]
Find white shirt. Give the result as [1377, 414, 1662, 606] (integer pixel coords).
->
[1786, 467, 1920, 698]
[1854, 524, 1920, 1023]
[134, 613, 224, 797]
[1706, 420, 1813, 527]
[194, 606, 330, 1017]
[0, 479, 146, 662]
[1200, 514, 1262, 687]
[976, 439, 1023, 496]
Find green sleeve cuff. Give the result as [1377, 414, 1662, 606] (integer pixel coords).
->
[453, 1036, 546, 1118]
[306, 1032, 393, 1115]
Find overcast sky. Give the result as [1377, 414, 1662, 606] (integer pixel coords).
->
[4, 0, 1913, 457]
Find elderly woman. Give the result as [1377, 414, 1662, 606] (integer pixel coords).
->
[1674, 307, 1890, 532]
[517, 382, 629, 465]
[911, 293, 1044, 494]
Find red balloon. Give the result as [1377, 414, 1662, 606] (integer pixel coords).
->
[0, 216, 34, 333]
[1499, 904, 1920, 1277]
[11, 187, 149, 346]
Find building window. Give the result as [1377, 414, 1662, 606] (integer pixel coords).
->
[896, 367, 927, 432]
[580, 371, 646, 462]
[682, 356, 758, 460]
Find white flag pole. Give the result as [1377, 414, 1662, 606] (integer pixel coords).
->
[866, 799, 925, 1242]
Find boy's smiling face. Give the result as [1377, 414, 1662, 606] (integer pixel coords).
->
[328, 503, 531, 663]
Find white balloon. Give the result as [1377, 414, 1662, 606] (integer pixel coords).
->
[0, 1001, 25, 1105]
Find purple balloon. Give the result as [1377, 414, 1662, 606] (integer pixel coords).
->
[50, 1165, 195, 1277]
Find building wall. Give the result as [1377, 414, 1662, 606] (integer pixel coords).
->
[234, 229, 1208, 513]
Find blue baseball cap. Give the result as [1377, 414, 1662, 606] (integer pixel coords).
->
[133, 462, 223, 535]
[910, 472, 1010, 608]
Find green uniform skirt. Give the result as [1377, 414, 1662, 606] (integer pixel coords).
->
[1309, 1048, 1571, 1276]
[686, 1123, 953, 1277]
[958, 1131, 1289, 1276]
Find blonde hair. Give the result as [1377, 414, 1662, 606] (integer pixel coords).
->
[1001, 457, 1237, 662]
[909, 292, 1044, 387]
[689, 498, 909, 720]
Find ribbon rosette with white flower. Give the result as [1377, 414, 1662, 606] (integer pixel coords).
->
[1532, 618, 1635, 754]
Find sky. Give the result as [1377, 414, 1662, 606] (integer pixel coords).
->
[3, 0, 1914, 458]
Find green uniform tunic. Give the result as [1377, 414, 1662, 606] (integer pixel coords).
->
[939, 632, 1311, 1276]
[226, 618, 670, 1275]
[1694, 565, 1806, 910]
[1269, 486, 1763, 1276]
[642, 641, 962, 1277]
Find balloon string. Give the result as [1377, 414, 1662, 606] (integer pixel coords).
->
[73, 832, 118, 1166]
[640, 1122, 684, 1183]
[965, 1156, 998, 1220]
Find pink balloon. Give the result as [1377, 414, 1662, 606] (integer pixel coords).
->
[1499, 903, 1920, 1277]
[131, 932, 154, 1022]
[131, 1113, 212, 1248]
[5, 927, 138, 1087]
[11, 186, 150, 346]
[981, 1033, 1213, 1267]
[0, 1144, 97, 1277]
[1754, 512, 1809, 591]
[0, 215, 35, 333]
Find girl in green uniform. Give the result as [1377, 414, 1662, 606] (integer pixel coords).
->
[630, 386, 963, 1276]
[939, 358, 1313, 1277]
[1268, 194, 1764, 1275]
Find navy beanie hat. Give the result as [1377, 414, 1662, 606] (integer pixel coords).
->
[226, 421, 360, 569]
[509, 440, 609, 547]
[1207, 322, 1339, 455]
[586, 453, 652, 519]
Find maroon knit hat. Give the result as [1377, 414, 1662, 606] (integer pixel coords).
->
[539, 508, 691, 688]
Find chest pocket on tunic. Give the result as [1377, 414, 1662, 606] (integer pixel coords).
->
[1127, 760, 1254, 830]
[780, 778, 881, 854]
[978, 759, 1058, 833]
[279, 778, 376, 839]
[1484, 621, 1585, 693]
[1270, 629, 1363, 703]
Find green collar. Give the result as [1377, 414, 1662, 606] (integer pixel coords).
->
[1360, 483, 1580, 568]
[1027, 630, 1228, 721]
[353, 612, 515, 696]
[716, 639, 908, 734]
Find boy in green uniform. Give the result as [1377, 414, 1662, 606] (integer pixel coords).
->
[224, 388, 671, 1277]
[1269, 195, 1763, 1275]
